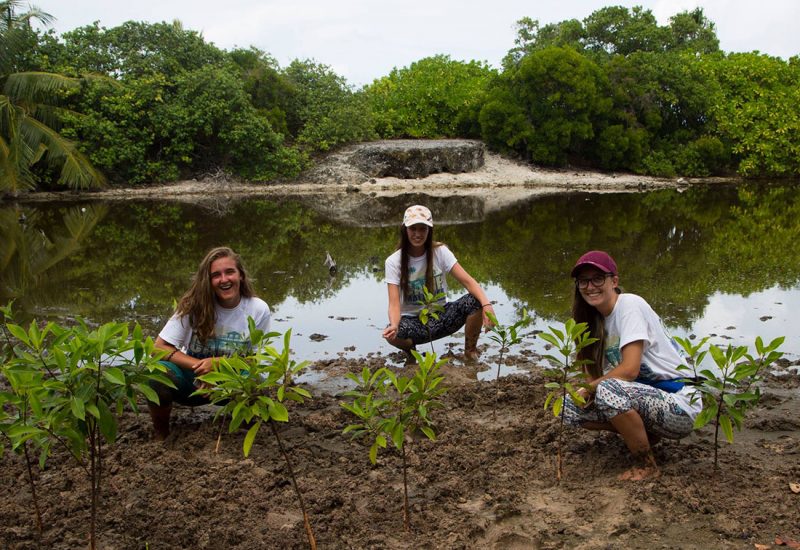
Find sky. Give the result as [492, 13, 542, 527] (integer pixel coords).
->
[31, 0, 800, 86]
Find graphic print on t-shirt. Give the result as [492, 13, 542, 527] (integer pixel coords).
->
[406, 264, 446, 307]
[186, 324, 252, 359]
[604, 335, 622, 373]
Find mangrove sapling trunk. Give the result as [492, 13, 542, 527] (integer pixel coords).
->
[402, 442, 410, 532]
[540, 320, 597, 482]
[341, 352, 447, 532]
[2, 314, 175, 550]
[195, 325, 317, 549]
[418, 287, 445, 358]
[486, 311, 529, 421]
[270, 421, 317, 550]
[22, 440, 44, 537]
[684, 336, 785, 470]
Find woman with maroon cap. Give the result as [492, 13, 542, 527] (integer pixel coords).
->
[564, 250, 701, 480]
[382, 205, 495, 363]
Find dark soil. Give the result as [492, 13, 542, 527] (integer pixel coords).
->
[1, 355, 799, 549]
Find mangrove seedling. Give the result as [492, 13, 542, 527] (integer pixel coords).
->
[2, 311, 172, 550]
[539, 319, 597, 481]
[0, 303, 48, 537]
[486, 309, 530, 419]
[682, 335, 784, 469]
[195, 321, 316, 549]
[341, 350, 447, 531]
[418, 286, 445, 356]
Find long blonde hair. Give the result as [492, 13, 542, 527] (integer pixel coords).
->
[176, 247, 255, 343]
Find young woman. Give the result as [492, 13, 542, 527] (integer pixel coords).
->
[382, 205, 495, 362]
[564, 250, 701, 480]
[148, 247, 271, 439]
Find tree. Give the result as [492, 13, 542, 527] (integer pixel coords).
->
[0, 2, 104, 192]
[710, 52, 800, 177]
[367, 55, 496, 138]
[38, 20, 225, 78]
[481, 46, 610, 165]
[283, 59, 375, 152]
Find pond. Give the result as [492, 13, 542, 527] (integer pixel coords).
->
[2, 182, 799, 376]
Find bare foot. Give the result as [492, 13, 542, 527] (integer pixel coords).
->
[618, 465, 661, 481]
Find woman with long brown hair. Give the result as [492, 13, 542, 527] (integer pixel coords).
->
[382, 205, 495, 363]
[564, 250, 701, 480]
[148, 247, 271, 439]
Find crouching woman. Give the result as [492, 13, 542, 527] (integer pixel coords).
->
[564, 250, 701, 480]
[148, 247, 271, 439]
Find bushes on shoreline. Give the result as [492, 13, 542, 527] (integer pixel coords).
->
[4, 6, 799, 192]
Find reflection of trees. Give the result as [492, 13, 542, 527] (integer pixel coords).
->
[0, 203, 106, 307]
[443, 184, 800, 327]
[4, 184, 799, 332]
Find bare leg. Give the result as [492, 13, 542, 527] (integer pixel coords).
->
[384, 334, 415, 351]
[464, 311, 482, 362]
[384, 335, 417, 365]
[148, 403, 172, 440]
[609, 410, 660, 480]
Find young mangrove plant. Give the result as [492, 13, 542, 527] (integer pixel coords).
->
[2, 307, 172, 550]
[486, 309, 530, 419]
[418, 286, 445, 356]
[195, 321, 316, 550]
[0, 303, 49, 539]
[676, 335, 785, 469]
[539, 319, 597, 481]
[341, 350, 447, 531]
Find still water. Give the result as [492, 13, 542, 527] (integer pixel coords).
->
[2, 183, 799, 373]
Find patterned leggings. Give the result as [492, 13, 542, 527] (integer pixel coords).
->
[563, 378, 695, 439]
[397, 294, 481, 345]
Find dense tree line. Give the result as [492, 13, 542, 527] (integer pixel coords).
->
[1, 3, 798, 192]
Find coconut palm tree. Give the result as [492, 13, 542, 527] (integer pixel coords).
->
[1, 0, 105, 193]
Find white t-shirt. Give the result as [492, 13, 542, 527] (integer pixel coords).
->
[159, 296, 271, 359]
[385, 245, 458, 316]
[603, 293, 701, 417]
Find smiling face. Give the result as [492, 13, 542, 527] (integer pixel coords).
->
[575, 265, 619, 317]
[209, 256, 242, 308]
[406, 223, 430, 255]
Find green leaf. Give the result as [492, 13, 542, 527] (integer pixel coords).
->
[103, 367, 126, 386]
[243, 421, 261, 457]
[552, 396, 563, 417]
[70, 397, 86, 421]
[719, 414, 734, 443]
[136, 383, 160, 405]
[369, 441, 379, 464]
[269, 402, 289, 423]
[420, 426, 436, 440]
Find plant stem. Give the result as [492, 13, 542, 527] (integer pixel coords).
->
[89, 419, 97, 550]
[22, 441, 44, 538]
[269, 422, 316, 550]
[402, 442, 410, 532]
[493, 347, 505, 421]
[215, 417, 226, 454]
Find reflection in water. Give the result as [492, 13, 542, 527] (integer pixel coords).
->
[1, 183, 799, 365]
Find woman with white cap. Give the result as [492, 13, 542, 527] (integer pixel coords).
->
[382, 205, 495, 363]
[564, 250, 701, 480]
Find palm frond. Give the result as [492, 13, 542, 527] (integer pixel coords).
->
[22, 115, 106, 189]
[4, 72, 82, 103]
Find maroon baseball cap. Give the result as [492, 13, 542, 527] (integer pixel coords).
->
[571, 250, 618, 277]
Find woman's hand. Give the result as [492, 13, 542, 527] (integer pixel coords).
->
[575, 386, 594, 408]
[191, 357, 216, 376]
[481, 304, 496, 330]
[382, 324, 398, 340]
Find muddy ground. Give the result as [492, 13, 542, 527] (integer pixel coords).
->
[1, 352, 798, 550]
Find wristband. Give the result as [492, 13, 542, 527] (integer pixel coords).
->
[164, 349, 177, 362]
[481, 303, 492, 308]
